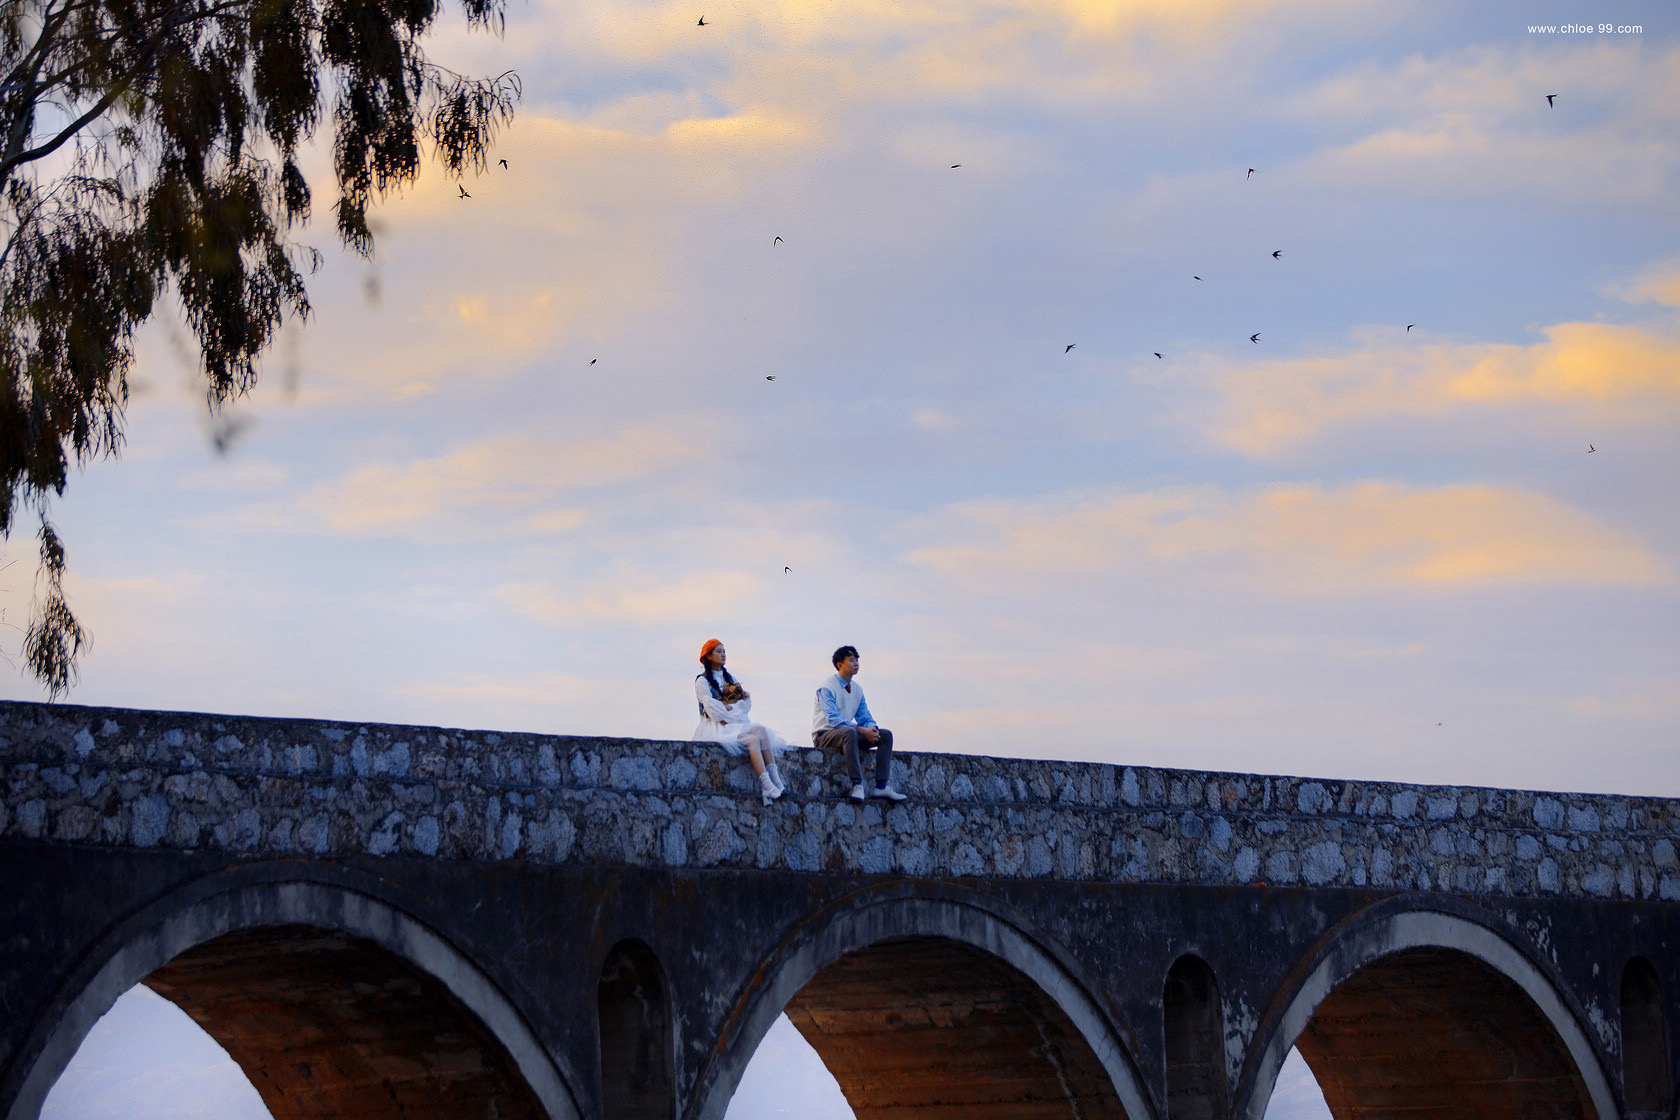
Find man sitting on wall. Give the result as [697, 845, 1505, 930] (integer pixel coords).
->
[813, 646, 907, 803]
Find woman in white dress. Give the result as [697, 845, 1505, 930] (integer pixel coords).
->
[694, 639, 788, 804]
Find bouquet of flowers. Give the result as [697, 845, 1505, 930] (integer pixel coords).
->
[719, 682, 748, 705]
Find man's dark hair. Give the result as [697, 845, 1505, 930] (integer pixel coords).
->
[832, 645, 859, 667]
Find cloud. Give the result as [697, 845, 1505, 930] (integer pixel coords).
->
[494, 570, 762, 624]
[1204, 318, 1680, 456]
[296, 426, 699, 535]
[1287, 42, 1680, 203]
[1614, 256, 1680, 309]
[904, 480, 1667, 591]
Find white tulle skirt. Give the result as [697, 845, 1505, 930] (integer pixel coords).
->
[693, 717, 789, 756]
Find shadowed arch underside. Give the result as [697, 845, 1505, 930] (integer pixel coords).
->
[142, 925, 546, 1120]
[782, 936, 1129, 1120]
[1293, 947, 1596, 1120]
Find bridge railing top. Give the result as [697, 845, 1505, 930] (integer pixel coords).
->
[2, 702, 1676, 901]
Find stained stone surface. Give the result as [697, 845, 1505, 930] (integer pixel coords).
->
[2, 701, 1676, 901]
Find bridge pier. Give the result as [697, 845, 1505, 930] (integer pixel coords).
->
[598, 941, 676, 1120]
[1163, 955, 1228, 1120]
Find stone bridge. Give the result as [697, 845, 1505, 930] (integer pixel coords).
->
[1, 701, 1676, 1120]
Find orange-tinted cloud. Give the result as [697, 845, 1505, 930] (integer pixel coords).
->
[905, 480, 1666, 591]
[298, 426, 698, 534]
[494, 570, 762, 625]
[1206, 319, 1680, 456]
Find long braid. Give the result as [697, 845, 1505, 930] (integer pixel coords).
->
[703, 666, 736, 699]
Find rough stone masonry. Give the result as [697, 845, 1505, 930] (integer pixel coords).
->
[3, 700, 1675, 901]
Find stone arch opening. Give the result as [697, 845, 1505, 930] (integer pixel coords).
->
[1620, 956, 1672, 1119]
[781, 935, 1129, 1120]
[598, 940, 674, 1120]
[1163, 955, 1228, 1120]
[142, 924, 547, 1119]
[7, 879, 576, 1120]
[1244, 910, 1616, 1120]
[696, 894, 1151, 1120]
[1291, 946, 1595, 1119]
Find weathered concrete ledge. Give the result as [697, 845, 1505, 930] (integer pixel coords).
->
[2, 701, 1675, 901]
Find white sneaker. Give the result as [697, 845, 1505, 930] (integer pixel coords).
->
[871, 784, 908, 802]
[849, 783, 867, 802]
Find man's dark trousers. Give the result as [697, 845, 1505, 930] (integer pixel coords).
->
[813, 726, 894, 787]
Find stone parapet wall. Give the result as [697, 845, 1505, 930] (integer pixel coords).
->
[2, 702, 1676, 901]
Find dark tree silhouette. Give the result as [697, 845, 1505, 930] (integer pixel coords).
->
[0, 0, 519, 695]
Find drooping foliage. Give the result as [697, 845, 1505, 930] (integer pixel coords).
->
[0, 0, 519, 694]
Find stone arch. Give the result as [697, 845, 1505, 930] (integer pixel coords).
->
[7, 878, 577, 1120]
[692, 890, 1153, 1120]
[1621, 956, 1672, 1119]
[1163, 954, 1229, 1120]
[598, 939, 675, 1120]
[1241, 907, 1616, 1120]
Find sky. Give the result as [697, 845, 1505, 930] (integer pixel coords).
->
[2, 0, 1676, 798]
[19, 0, 1678, 1114]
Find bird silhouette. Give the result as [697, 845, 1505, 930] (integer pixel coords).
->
[766, 375, 776, 381]
[209, 416, 250, 456]
[1588, 444, 1596, 452]
[1065, 343, 1075, 353]
[1193, 275, 1202, 281]
[1249, 333, 1261, 344]
[1406, 324, 1415, 333]
[498, 159, 507, 168]
[774, 236, 783, 245]
[697, 14, 706, 24]
[951, 163, 961, 169]
[1546, 94, 1556, 106]
[1272, 250, 1282, 259]
[590, 358, 597, 365]
[1247, 168, 1255, 179]
[784, 567, 791, 573]
[1154, 353, 1163, 359]
[458, 184, 470, 199]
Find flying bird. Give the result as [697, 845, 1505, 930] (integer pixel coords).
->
[1247, 168, 1256, 179]
[1546, 94, 1556, 107]
[590, 358, 597, 365]
[1588, 444, 1596, 453]
[951, 163, 961, 168]
[1272, 250, 1282, 259]
[458, 184, 470, 199]
[1065, 343, 1075, 353]
[1193, 275, 1202, 281]
[209, 416, 250, 456]
[1249, 333, 1261, 344]
[498, 159, 507, 168]
[774, 236, 783, 245]
[697, 14, 706, 24]
[766, 375, 776, 381]
[1154, 353, 1162, 359]
[784, 566, 791, 573]
[1406, 324, 1415, 333]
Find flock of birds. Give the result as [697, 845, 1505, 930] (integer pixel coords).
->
[449, 27, 1586, 452]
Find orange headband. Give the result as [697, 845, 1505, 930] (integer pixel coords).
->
[699, 639, 723, 664]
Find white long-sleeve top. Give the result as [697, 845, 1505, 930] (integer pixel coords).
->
[693, 674, 788, 755]
[695, 674, 751, 729]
